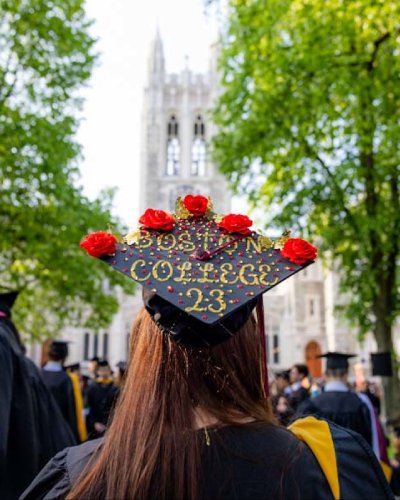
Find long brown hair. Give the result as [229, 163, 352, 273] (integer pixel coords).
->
[69, 308, 274, 499]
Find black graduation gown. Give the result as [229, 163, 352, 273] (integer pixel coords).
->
[20, 420, 394, 499]
[0, 317, 76, 499]
[86, 380, 118, 435]
[298, 390, 372, 445]
[41, 369, 80, 442]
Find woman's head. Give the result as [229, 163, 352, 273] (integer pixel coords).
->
[69, 307, 273, 500]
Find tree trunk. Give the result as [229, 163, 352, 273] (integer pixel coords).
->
[373, 307, 400, 425]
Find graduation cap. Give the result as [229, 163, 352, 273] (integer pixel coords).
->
[370, 352, 393, 377]
[48, 340, 70, 359]
[275, 369, 290, 382]
[97, 358, 110, 368]
[0, 291, 19, 317]
[65, 362, 80, 372]
[318, 352, 356, 371]
[80, 195, 317, 348]
[116, 361, 127, 371]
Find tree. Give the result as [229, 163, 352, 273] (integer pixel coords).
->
[212, 0, 400, 421]
[0, 1, 134, 340]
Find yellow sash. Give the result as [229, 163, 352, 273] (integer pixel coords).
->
[289, 416, 340, 500]
[68, 372, 88, 442]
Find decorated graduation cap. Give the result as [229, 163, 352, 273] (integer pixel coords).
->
[81, 195, 317, 344]
[318, 352, 356, 371]
[80, 194, 317, 350]
[370, 352, 393, 377]
[0, 291, 19, 317]
[81, 195, 317, 395]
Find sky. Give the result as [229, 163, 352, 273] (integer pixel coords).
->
[77, 0, 220, 227]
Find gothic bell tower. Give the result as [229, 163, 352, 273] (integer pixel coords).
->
[139, 31, 231, 213]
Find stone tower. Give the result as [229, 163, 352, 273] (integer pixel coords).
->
[139, 31, 230, 213]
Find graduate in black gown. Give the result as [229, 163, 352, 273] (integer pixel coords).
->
[0, 291, 76, 498]
[297, 352, 372, 445]
[86, 359, 119, 439]
[20, 195, 393, 499]
[41, 341, 80, 442]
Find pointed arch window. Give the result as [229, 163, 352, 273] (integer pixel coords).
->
[191, 115, 206, 176]
[166, 115, 180, 176]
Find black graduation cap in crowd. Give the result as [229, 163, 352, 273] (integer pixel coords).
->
[49, 340, 70, 359]
[97, 358, 110, 368]
[116, 361, 127, 372]
[275, 369, 291, 381]
[0, 291, 19, 317]
[318, 352, 356, 370]
[370, 352, 393, 377]
[80, 195, 317, 347]
[65, 362, 80, 372]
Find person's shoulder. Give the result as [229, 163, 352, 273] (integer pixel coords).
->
[66, 438, 103, 482]
[224, 422, 304, 456]
[21, 439, 103, 499]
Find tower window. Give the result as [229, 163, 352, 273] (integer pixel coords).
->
[166, 115, 180, 176]
[191, 115, 206, 176]
[273, 333, 280, 364]
[83, 332, 90, 361]
[103, 333, 109, 359]
[93, 334, 99, 358]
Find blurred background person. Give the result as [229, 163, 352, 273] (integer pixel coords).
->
[42, 341, 80, 442]
[88, 356, 99, 379]
[114, 360, 127, 388]
[86, 359, 119, 439]
[298, 352, 372, 446]
[284, 363, 310, 411]
[0, 291, 76, 497]
[273, 369, 290, 396]
[271, 394, 294, 426]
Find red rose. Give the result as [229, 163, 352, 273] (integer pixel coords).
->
[80, 231, 117, 257]
[139, 208, 175, 231]
[218, 214, 253, 235]
[280, 238, 317, 265]
[183, 194, 209, 216]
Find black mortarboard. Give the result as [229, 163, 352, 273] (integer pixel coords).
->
[0, 291, 19, 317]
[116, 361, 127, 372]
[48, 340, 69, 359]
[65, 362, 80, 372]
[275, 369, 290, 382]
[97, 358, 110, 368]
[80, 195, 317, 347]
[318, 352, 356, 370]
[370, 352, 393, 377]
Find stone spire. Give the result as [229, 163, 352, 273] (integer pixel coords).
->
[147, 27, 165, 84]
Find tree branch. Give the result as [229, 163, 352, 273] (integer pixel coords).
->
[367, 32, 391, 71]
[303, 140, 360, 233]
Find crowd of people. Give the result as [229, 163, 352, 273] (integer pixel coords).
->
[43, 345, 127, 443]
[1, 194, 398, 499]
[270, 359, 400, 493]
